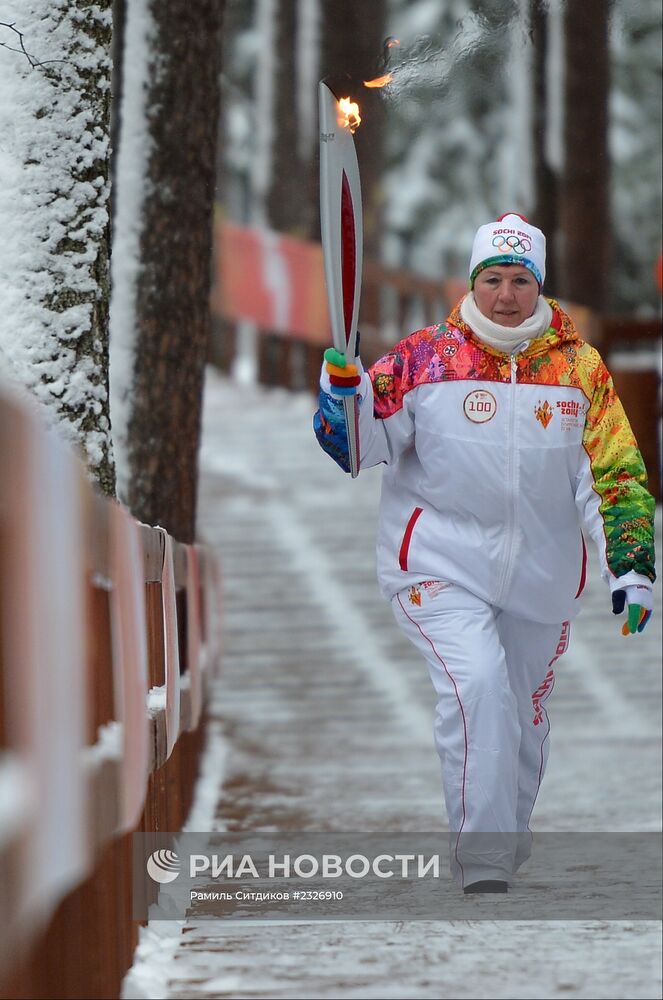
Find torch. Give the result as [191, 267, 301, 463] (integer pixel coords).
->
[318, 82, 363, 478]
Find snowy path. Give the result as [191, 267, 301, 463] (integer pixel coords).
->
[123, 370, 662, 1000]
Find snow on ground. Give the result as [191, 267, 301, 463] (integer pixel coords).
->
[123, 369, 662, 1000]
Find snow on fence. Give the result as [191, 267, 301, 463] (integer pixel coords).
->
[211, 222, 662, 500]
[0, 381, 222, 1000]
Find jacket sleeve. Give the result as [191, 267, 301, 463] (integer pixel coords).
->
[575, 358, 656, 588]
[313, 347, 416, 473]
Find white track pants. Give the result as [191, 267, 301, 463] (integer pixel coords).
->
[392, 582, 569, 887]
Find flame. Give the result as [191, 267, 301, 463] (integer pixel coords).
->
[363, 73, 392, 89]
[338, 97, 361, 133]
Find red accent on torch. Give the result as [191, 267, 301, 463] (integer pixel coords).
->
[341, 171, 356, 346]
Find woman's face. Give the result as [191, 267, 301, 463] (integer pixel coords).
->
[473, 265, 540, 326]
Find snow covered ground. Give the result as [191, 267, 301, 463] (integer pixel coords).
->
[123, 369, 662, 1000]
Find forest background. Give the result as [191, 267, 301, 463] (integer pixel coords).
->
[0, 0, 660, 539]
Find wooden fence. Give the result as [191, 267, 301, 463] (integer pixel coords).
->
[0, 382, 222, 1000]
[211, 256, 662, 500]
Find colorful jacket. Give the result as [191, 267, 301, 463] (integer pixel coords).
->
[313, 298, 656, 624]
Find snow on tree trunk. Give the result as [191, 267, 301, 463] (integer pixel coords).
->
[113, 0, 223, 543]
[0, 1, 115, 495]
[610, 0, 662, 312]
[382, 1, 514, 278]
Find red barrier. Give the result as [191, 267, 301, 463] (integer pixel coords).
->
[214, 220, 331, 343]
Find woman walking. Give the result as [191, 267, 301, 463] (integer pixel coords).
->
[313, 213, 656, 893]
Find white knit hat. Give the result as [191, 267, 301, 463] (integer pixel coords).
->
[469, 213, 546, 288]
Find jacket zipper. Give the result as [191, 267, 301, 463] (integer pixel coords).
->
[494, 346, 526, 605]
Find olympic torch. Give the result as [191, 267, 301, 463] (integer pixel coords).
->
[319, 81, 363, 478]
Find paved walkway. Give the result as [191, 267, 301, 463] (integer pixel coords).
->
[124, 370, 662, 1000]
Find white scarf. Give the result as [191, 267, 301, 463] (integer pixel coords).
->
[460, 293, 553, 354]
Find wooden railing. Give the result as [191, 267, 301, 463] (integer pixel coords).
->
[0, 383, 222, 999]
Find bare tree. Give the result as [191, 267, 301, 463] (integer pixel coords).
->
[559, 0, 611, 309]
[265, 0, 308, 235]
[319, 0, 387, 259]
[530, 0, 559, 295]
[115, 0, 224, 542]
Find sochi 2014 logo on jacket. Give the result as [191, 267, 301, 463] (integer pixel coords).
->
[534, 400, 554, 428]
[535, 398, 587, 430]
[556, 398, 587, 430]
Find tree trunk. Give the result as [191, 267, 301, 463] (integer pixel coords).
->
[124, 0, 224, 543]
[0, 2, 116, 495]
[559, 0, 611, 309]
[319, 0, 387, 259]
[265, 0, 308, 235]
[530, 0, 558, 296]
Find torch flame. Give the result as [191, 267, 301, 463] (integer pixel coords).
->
[363, 73, 393, 89]
[338, 97, 361, 133]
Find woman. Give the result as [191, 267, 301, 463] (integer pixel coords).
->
[313, 213, 656, 894]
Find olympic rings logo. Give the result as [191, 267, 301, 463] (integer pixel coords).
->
[492, 234, 532, 255]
